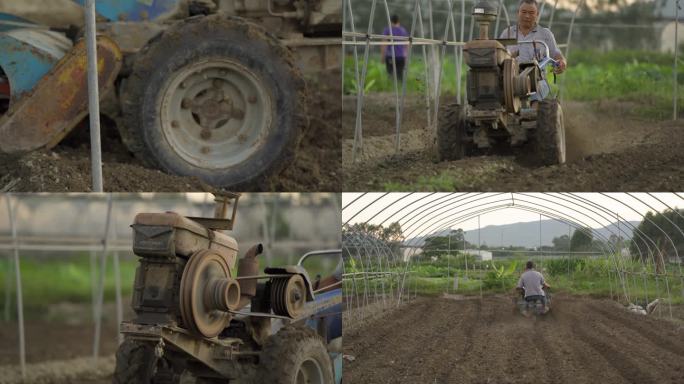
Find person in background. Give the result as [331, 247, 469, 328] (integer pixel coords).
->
[381, 14, 409, 82]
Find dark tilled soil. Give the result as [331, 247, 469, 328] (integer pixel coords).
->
[343, 295, 684, 384]
[342, 95, 684, 191]
[0, 319, 120, 366]
[0, 73, 340, 193]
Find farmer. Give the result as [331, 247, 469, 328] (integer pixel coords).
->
[499, 0, 566, 101]
[516, 261, 551, 312]
[380, 15, 409, 82]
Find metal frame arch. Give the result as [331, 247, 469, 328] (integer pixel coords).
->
[519, 193, 662, 266]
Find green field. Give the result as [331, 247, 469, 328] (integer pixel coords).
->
[0, 254, 138, 315]
[0, 252, 339, 318]
[344, 49, 684, 119]
[345, 255, 684, 305]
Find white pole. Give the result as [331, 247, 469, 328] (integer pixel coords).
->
[6, 195, 25, 378]
[112, 216, 123, 345]
[93, 194, 113, 360]
[674, 0, 680, 120]
[4, 242, 13, 322]
[85, 0, 103, 191]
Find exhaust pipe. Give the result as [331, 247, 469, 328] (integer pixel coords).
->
[237, 244, 263, 309]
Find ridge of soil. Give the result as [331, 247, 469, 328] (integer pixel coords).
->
[343, 295, 684, 384]
[342, 95, 684, 191]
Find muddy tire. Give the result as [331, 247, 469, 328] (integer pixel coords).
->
[534, 99, 566, 165]
[113, 339, 180, 384]
[259, 326, 334, 384]
[437, 103, 467, 162]
[120, 15, 307, 188]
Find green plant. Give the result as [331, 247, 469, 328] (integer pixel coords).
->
[482, 260, 518, 290]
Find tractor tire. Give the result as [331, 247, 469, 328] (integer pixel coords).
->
[119, 15, 307, 189]
[534, 99, 566, 166]
[113, 339, 181, 384]
[259, 326, 334, 384]
[436, 103, 467, 162]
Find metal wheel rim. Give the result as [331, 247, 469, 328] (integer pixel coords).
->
[295, 358, 324, 384]
[160, 59, 273, 170]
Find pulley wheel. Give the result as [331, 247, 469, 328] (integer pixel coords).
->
[179, 249, 232, 338]
[503, 59, 521, 113]
[271, 275, 307, 318]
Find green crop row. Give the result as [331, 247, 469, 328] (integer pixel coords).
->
[344, 49, 684, 119]
[344, 256, 684, 304]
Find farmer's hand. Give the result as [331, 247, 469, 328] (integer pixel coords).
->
[554, 57, 567, 74]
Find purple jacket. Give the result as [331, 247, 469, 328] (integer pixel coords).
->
[382, 25, 409, 58]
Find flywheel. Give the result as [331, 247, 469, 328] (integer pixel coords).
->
[179, 249, 240, 338]
[503, 58, 521, 113]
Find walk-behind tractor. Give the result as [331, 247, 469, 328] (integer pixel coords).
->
[514, 288, 551, 318]
[437, 0, 565, 166]
[115, 194, 343, 383]
[0, 0, 340, 187]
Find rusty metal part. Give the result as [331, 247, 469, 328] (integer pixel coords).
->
[187, 192, 241, 231]
[282, 37, 342, 72]
[237, 244, 263, 309]
[463, 39, 508, 68]
[503, 59, 520, 114]
[0, 36, 122, 154]
[515, 68, 533, 98]
[270, 274, 307, 318]
[133, 212, 238, 264]
[120, 322, 249, 379]
[179, 249, 236, 338]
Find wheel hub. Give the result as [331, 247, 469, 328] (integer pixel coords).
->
[160, 60, 272, 169]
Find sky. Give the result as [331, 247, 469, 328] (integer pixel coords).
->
[342, 193, 684, 236]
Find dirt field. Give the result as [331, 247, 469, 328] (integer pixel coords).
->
[0, 73, 340, 193]
[343, 294, 684, 384]
[0, 307, 121, 384]
[342, 94, 684, 191]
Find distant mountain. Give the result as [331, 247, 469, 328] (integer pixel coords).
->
[405, 219, 640, 248]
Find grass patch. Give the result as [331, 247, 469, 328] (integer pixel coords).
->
[0, 254, 138, 312]
[384, 174, 461, 191]
[344, 49, 683, 119]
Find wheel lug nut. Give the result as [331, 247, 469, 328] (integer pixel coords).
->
[213, 79, 223, 88]
[200, 129, 212, 140]
[171, 120, 180, 128]
[201, 146, 210, 154]
[181, 98, 192, 109]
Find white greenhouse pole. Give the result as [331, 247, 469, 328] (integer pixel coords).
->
[93, 194, 114, 360]
[85, 0, 103, 191]
[6, 195, 25, 378]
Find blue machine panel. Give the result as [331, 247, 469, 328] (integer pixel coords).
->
[72, 0, 182, 22]
[0, 29, 71, 99]
[0, 13, 35, 33]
